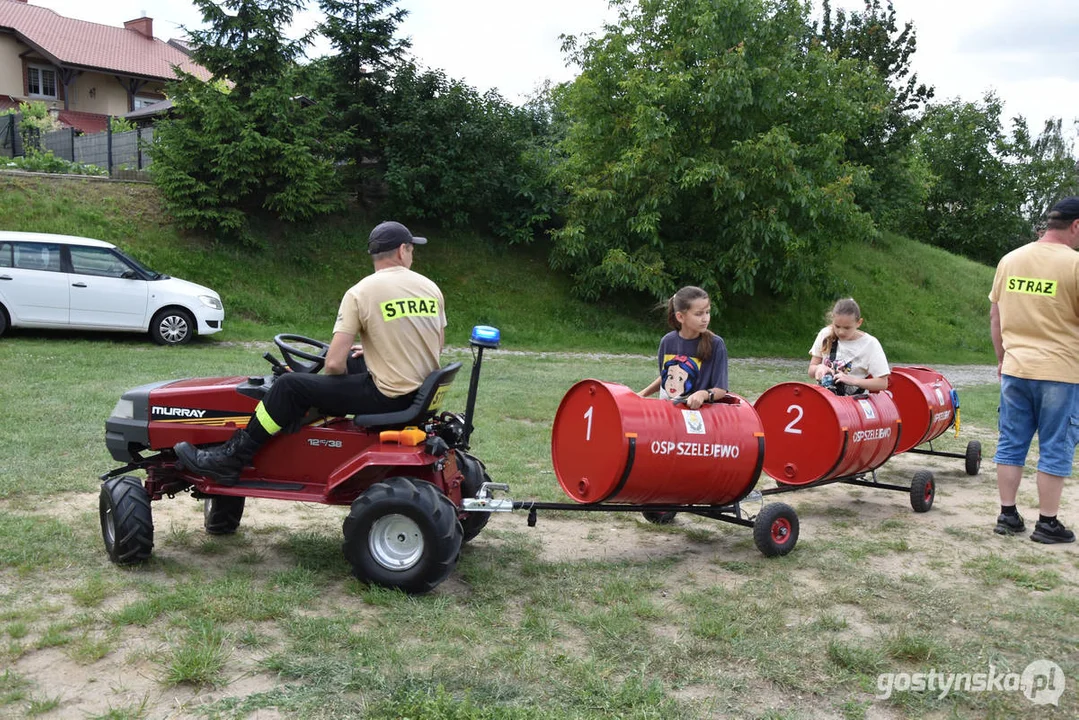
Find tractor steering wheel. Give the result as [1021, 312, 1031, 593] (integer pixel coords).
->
[273, 334, 330, 374]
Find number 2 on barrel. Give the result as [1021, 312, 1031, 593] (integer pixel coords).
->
[784, 404, 803, 434]
[584, 406, 593, 441]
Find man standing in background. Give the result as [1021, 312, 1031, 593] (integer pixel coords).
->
[988, 197, 1079, 544]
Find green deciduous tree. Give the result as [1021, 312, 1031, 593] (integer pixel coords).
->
[915, 97, 1079, 263]
[1013, 117, 1079, 230]
[551, 0, 890, 303]
[815, 0, 934, 229]
[151, 0, 342, 241]
[915, 94, 1033, 263]
[380, 63, 556, 243]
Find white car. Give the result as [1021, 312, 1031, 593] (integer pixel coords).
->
[0, 231, 224, 345]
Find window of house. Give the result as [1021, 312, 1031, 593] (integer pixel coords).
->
[27, 65, 57, 99]
[133, 95, 161, 109]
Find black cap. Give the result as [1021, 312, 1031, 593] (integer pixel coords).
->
[368, 221, 427, 255]
[1047, 197, 1079, 222]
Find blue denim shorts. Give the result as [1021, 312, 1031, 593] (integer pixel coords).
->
[994, 375, 1079, 477]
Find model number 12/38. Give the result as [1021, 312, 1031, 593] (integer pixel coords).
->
[307, 438, 343, 448]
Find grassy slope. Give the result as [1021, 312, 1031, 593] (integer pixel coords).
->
[0, 173, 997, 363]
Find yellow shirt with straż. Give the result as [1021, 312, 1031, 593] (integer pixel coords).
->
[333, 266, 447, 397]
[988, 242, 1079, 383]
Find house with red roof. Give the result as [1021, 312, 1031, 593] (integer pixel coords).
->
[0, 0, 210, 134]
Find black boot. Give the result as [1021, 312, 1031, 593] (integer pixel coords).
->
[174, 429, 262, 485]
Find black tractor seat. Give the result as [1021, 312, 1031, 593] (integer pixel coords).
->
[352, 362, 462, 430]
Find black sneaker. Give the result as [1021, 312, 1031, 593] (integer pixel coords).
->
[1030, 520, 1076, 544]
[994, 512, 1026, 535]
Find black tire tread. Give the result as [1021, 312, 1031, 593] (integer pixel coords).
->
[965, 440, 982, 476]
[910, 470, 935, 513]
[204, 495, 245, 535]
[753, 503, 799, 557]
[342, 477, 462, 593]
[150, 307, 195, 346]
[99, 475, 154, 564]
[456, 451, 491, 543]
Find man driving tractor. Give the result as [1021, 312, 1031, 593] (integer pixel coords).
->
[175, 220, 447, 483]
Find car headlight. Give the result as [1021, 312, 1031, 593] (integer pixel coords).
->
[111, 398, 135, 420]
[198, 295, 223, 310]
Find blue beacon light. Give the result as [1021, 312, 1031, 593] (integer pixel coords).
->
[470, 325, 501, 348]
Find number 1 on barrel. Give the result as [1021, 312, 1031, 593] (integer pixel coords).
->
[584, 406, 593, 441]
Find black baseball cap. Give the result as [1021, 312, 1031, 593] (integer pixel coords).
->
[368, 221, 427, 254]
[1047, 197, 1079, 222]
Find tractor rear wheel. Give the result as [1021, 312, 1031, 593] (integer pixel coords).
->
[342, 477, 462, 594]
[99, 475, 154, 564]
[455, 451, 491, 543]
[753, 503, 799, 557]
[204, 495, 245, 535]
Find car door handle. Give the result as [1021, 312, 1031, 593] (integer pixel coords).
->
[72, 282, 87, 288]
[0, 274, 11, 280]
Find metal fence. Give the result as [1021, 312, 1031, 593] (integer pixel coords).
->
[1, 113, 154, 176]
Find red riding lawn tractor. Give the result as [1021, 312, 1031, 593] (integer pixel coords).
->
[99, 326, 502, 593]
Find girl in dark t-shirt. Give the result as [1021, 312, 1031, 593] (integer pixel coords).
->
[638, 286, 729, 410]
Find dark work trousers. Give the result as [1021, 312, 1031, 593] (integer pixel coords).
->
[261, 366, 416, 432]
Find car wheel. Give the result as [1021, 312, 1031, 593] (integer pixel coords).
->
[342, 477, 462, 594]
[0, 305, 7, 338]
[150, 308, 195, 345]
[99, 475, 154, 564]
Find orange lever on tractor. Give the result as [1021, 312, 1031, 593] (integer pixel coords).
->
[379, 426, 426, 446]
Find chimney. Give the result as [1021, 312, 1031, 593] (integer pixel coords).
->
[124, 17, 153, 39]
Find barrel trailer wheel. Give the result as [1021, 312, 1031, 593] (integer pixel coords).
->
[342, 477, 463, 594]
[99, 475, 154, 564]
[753, 503, 799, 557]
[965, 440, 982, 476]
[910, 470, 935, 513]
[641, 511, 679, 525]
[204, 495, 246, 535]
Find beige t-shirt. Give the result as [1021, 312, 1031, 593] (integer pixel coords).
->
[989, 241, 1079, 382]
[333, 266, 447, 397]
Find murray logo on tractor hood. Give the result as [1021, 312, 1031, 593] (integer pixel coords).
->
[152, 406, 207, 418]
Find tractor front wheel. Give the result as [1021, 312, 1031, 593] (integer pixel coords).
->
[99, 475, 154, 564]
[342, 477, 462, 594]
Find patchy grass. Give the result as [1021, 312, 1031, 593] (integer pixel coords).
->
[0, 334, 1074, 718]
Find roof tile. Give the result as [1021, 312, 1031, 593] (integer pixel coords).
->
[0, 0, 211, 81]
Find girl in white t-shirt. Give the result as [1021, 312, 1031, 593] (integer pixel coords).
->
[807, 298, 890, 393]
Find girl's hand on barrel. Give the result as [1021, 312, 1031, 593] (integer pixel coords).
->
[685, 390, 708, 410]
